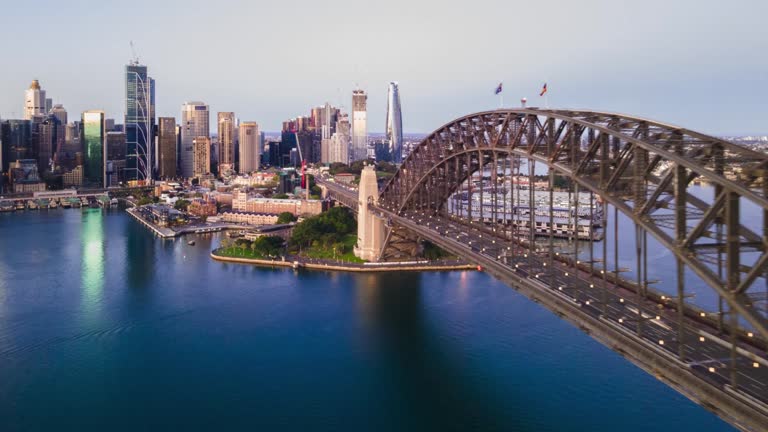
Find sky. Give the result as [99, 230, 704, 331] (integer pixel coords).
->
[1, 0, 766, 135]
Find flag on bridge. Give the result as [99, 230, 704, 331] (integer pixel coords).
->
[539, 83, 548, 96]
[495, 82, 503, 95]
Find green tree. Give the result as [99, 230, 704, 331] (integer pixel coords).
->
[174, 199, 191, 211]
[272, 193, 289, 199]
[276, 212, 297, 224]
[137, 196, 153, 206]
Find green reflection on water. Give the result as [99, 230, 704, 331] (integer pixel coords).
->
[81, 210, 105, 313]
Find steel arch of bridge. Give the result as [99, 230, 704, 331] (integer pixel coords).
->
[378, 109, 768, 339]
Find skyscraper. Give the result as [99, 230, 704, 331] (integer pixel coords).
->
[158, 117, 177, 179]
[351, 89, 367, 162]
[180, 102, 209, 178]
[24, 80, 47, 120]
[50, 105, 67, 156]
[106, 131, 126, 186]
[238, 122, 260, 173]
[35, 115, 58, 173]
[385, 82, 403, 163]
[192, 136, 211, 177]
[217, 112, 235, 173]
[329, 114, 350, 164]
[125, 63, 155, 183]
[81, 110, 106, 188]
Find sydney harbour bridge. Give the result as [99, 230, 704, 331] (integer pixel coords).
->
[319, 109, 768, 431]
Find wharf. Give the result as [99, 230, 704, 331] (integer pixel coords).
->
[126, 207, 246, 238]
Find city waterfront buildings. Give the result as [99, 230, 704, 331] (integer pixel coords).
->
[180, 102, 209, 178]
[238, 122, 260, 173]
[1, 120, 32, 173]
[217, 112, 235, 173]
[351, 89, 367, 162]
[192, 136, 211, 177]
[157, 117, 177, 178]
[125, 63, 155, 183]
[385, 82, 403, 163]
[81, 110, 107, 187]
[232, 190, 324, 216]
[8, 159, 45, 193]
[24, 80, 47, 120]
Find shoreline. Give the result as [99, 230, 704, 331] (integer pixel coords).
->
[210, 251, 477, 273]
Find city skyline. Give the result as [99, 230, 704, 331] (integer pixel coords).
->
[1, 0, 766, 135]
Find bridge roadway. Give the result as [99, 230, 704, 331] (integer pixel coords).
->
[320, 180, 768, 431]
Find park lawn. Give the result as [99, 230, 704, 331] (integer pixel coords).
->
[216, 245, 272, 260]
[302, 234, 365, 263]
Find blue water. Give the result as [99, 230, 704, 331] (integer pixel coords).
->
[0, 209, 734, 431]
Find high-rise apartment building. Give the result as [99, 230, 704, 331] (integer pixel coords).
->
[192, 136, 211, 177]
[385, 82, 403, 163]
[238, 122, 260, 173]
[157, 117, 177, 178]
[217, 112, 235, 173]
[180, 102, 209, 178]
[351, 89, 367, 162]
[125, 63, 155, 183]
[81, 110, 106, 188]
[24, 80, 47, 120]
[329, 114, 351, 164]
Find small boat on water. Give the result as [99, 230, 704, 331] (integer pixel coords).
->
[28, 200, 38, 210]
[0, 200, 14, 212]
[187, 240, 196, 246]
[110, 198, 118, 206]
[49, 199, 59, 209]
[15, 201, 25, 210]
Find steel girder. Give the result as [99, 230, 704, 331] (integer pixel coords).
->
[378, 109, 768, 339]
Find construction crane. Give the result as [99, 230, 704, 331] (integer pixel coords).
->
[129, 41, 139, 65]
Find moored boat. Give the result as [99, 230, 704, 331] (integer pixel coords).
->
[0, 200, 14, 212]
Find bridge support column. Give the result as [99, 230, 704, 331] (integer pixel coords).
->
[354, 165, 385, 261]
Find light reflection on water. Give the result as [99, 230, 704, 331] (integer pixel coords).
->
[80, 209, 105, 320]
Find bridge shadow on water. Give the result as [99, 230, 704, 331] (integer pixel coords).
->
[354, 271, 533, 432]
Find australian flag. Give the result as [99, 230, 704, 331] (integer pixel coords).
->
[494, 82, 503, 95]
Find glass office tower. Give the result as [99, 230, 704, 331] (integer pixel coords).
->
[81, 110, 106, 188]
[125, 63, 154, 183]
[385, 82, 403, 163]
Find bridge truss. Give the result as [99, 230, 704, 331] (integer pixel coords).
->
[368, 109, 768, 429]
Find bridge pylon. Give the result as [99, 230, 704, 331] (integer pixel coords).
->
[354, 164, 385, 261]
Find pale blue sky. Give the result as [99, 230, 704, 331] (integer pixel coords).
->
[1, 0, 766, 134]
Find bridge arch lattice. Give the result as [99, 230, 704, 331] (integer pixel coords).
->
[378, 109, 768, 339]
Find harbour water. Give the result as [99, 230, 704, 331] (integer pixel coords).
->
[0, 209, 734, 431]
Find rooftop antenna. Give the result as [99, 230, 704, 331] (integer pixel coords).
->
[129, 41, 140, 65]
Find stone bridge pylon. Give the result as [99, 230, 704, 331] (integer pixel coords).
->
[354, 164, 385, 261]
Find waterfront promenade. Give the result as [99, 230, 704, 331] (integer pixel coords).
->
[211, 250, 476, 273]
